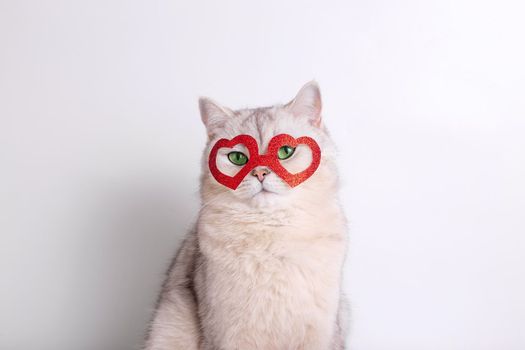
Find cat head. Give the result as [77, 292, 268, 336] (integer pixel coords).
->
[199, 82, 338, 208]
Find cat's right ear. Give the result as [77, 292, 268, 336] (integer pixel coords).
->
[285, 81, 323, 127]
[199, 97, 233, 138]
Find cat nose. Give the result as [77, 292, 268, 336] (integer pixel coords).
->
[251, 167, 271, 182]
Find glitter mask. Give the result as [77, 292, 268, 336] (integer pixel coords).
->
[208, 134, 321, 190]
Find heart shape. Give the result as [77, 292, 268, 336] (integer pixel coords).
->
[208, 135, 260, 190]
[208, 134, 321, 190]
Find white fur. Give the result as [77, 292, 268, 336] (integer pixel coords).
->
[145, 82, 348, 350]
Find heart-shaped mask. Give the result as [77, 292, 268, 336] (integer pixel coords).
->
[208, 134, 321, 190]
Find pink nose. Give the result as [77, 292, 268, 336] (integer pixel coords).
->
[251, 167, 271, 182]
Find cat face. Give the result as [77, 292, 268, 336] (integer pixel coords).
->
[199, 82, 338, 207]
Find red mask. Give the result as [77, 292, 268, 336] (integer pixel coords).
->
[208, 134, 321, 190]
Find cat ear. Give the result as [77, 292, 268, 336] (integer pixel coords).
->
[199, 97, 234, 137]
[285, 81, 322, 127]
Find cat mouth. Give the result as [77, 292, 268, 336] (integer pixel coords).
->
[253, 186, 277, 197]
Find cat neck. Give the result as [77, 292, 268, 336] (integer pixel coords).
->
[198, 193, 343, 238]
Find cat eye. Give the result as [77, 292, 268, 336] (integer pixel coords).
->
[227, 151, 249, 165]
[277, 145, 295, 160]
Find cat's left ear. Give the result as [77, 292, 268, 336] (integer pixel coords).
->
[285, 81, 322, 127]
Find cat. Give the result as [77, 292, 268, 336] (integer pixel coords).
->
[144, 82, 348, 350]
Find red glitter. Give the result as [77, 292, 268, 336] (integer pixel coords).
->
[208, 134, 321, 190]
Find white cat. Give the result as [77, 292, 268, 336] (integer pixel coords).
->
[144, 82, 348, 350]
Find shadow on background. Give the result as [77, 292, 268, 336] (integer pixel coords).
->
[67, 177, 198, 350]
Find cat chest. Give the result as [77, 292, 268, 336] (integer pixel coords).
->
[200, 233, 344, 292]
[197, 241, 343, 348]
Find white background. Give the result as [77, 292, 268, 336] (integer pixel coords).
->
[1, 0, 524, 349]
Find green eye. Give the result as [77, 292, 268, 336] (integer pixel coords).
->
[227, 151, 248, 165]
[277, 145, 295, 160]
